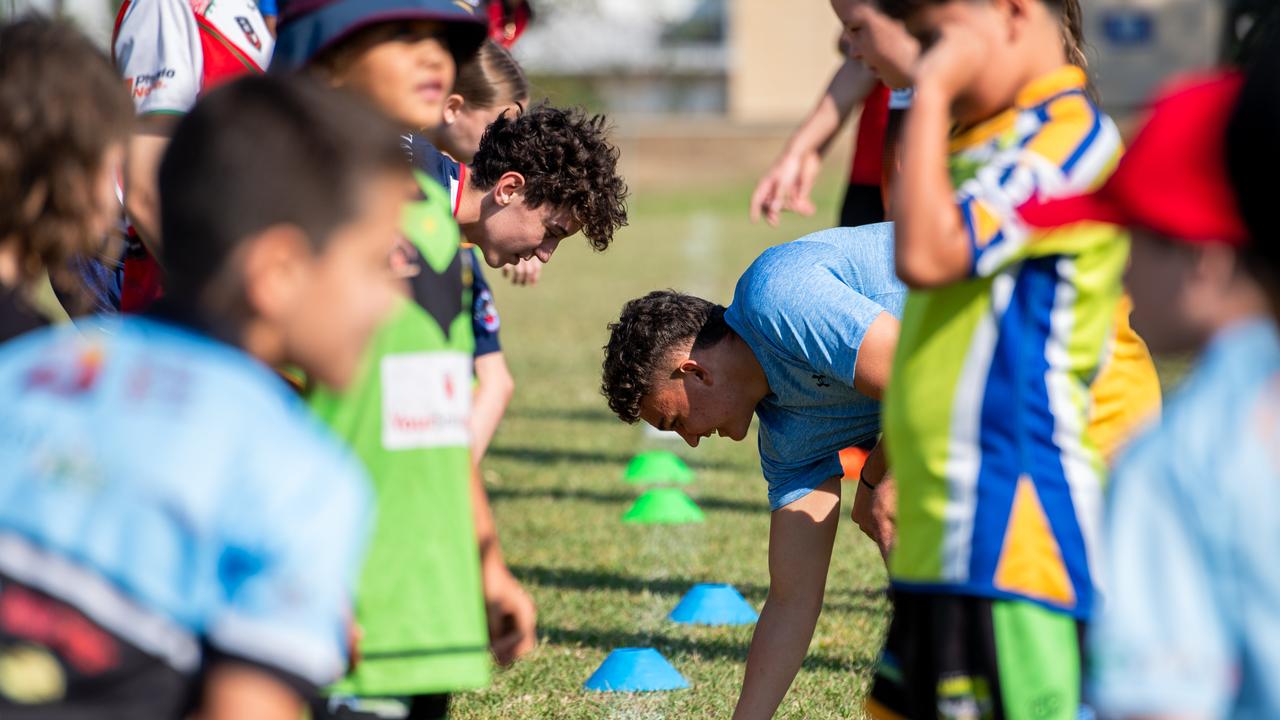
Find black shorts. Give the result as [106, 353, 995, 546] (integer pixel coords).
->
[867, 591, 1085, 720]
[839, 182, 886, 228]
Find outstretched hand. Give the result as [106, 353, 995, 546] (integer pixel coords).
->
[502, 256, 543, 286]
[749, 149, 822, 226]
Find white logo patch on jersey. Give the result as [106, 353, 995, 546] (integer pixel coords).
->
[380, 352, 472, 450]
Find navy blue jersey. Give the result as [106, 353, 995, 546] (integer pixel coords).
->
[466, 247, 501, 356]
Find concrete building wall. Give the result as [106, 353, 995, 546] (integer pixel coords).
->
[728, 0, 844, 123]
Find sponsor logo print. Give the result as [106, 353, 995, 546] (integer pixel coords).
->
[127, 67, 177, 100]
[236, 16, 262, 51]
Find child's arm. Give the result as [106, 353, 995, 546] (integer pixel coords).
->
[471, 352, 515, 464]
[472, 465, 537, 666]
[123, 116, 176, 257]
[750, 58, 877, 226]
[731, 477, 842, 720]
[893, 29, 989, 288]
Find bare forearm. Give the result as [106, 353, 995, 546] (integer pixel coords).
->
[471, 466, 502, 568]
[732, 479, 841, 719]
[470, 354, 514, 464]
[731, 593, 825, 720]
[123, 119, 177, 257]
[786, 60, 875, 158]
[893, 82, 970, 287]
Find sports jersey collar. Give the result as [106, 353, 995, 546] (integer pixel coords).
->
[451, 163, 466, 218]
[949, 66, 1088, 152]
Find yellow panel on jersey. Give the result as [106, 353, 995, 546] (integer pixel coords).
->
[1088, 296, 1161, 463]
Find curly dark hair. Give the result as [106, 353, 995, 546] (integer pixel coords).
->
[0, 17, 133, 296]
[601, 290, 732, 423]
[470, 102, 628, 251]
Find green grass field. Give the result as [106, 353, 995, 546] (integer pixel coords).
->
[452, 172, 891, 719]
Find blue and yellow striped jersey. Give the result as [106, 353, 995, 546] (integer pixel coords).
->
[884, 66, 1130, 619]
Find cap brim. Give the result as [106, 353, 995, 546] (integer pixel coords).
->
[272, 0, 487, 73]
[1016, 191, 1131, 230]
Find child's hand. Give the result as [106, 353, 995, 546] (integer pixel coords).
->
[502, 256, 542, 286]
[913, 21, 989, 101]
[750, 148, 821, 226]
[484, 565, 538, 666]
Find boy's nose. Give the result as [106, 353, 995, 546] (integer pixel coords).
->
[679, 430, 700, 448]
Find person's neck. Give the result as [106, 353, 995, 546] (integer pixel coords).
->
[240, 321, 285, 368]
[454, 181, 484, 245]
[724, 333, 771, 407]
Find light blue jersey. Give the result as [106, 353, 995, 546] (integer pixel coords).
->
[0, 317, 370, 711]
[724, 224, 906, 510]
[1090, 319, 1280, 718]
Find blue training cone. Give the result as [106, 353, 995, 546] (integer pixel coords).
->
[669, 583, 759, 626]
[583, 648, 689, 692]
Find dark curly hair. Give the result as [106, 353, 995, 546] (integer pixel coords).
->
[470, 102, 628, 251]
[601, 290, 732, 423]
[0, 17, 133, 297]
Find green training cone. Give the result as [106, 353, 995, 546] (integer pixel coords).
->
[623, 450, 695, 485]
[622, 488, 705, 524]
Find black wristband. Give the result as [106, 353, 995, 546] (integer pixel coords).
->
[859, 470, 878, 492]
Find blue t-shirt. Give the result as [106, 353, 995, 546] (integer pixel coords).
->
[0, 317, 370, 714]
[1090, 319, 1280, 719]
[724, 223, 906, 510]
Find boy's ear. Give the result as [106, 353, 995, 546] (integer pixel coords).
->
[241, 225, 312, 320]
[442, 94, 465, 125]
[676, 359, 712, 386]
[493, 171, 527, 207]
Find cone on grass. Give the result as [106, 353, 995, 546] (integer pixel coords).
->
[622, 487, 705, 524]
[623, 450, 695, 485]
[583, 648, 689, 692]
[669, 583, 759, 626]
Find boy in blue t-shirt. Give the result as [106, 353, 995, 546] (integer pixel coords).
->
[0, 75, 409, 719]
[601, 224, 905, 718]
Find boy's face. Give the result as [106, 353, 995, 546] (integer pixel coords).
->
[475, 172, 579, 269]
[443, 100, 521, 164]
[1124, 228, 1212, 356]
[329, 21, 456, 130]
[831, 0, 919, 89]
[275, 171, 413, 388]
[637, 346, 757, 448]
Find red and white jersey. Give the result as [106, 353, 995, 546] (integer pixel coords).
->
[113, 0, 274, 116]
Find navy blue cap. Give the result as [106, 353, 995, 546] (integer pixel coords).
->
[270, 0, 488, 73]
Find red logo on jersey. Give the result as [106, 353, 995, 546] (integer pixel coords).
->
[24, 348, 104, 396]
[127, 67, 176, 100]
[235, 16, 262, 51]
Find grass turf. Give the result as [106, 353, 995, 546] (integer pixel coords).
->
[451, 173, 892, 719]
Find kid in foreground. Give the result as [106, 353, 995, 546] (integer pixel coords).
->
[0, 73, 404, 719]
[874, 0, 1127, 716]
